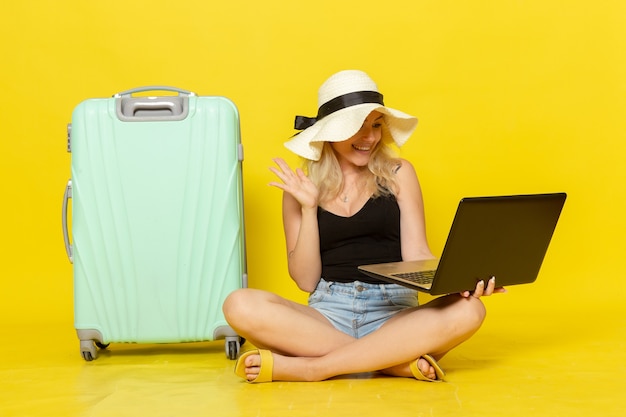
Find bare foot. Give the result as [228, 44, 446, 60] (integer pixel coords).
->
[240, 351, 318, 382]
[240, 351, 440, 382]
[416, 357, 437, 379]
[381, 357, 437, 380]
[240, 352, 265, 381]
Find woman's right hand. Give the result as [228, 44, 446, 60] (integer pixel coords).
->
[270, 158, 323, 291]
[269, 158, 319, 210]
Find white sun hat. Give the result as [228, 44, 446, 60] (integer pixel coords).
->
[284, 70, 418, 161]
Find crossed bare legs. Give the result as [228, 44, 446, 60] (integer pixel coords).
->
[223, 283, 490, 383]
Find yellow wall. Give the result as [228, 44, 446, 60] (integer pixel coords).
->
[1, 1, 624, 325]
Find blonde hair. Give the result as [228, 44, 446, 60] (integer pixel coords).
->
[304, 122, 402, 205]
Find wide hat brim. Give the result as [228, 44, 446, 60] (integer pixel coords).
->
[284, 103, 417, 161]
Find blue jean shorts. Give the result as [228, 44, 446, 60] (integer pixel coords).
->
[308, 278, 419, 339]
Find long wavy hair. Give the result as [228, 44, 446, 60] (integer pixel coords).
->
[303, 121, 402, 205]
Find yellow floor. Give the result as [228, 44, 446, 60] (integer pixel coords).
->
[1, 306, 624, 417]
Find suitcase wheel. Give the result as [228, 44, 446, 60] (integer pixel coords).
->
[225, 336, 245, 360]
[95, 342, 110, 349]
[80, 340, 97, 361]
[80, 340, 109, 361]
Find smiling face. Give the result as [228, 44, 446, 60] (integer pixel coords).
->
[330, 111, 384, 168]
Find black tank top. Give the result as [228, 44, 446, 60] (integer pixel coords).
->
[317, 195, 402, 283]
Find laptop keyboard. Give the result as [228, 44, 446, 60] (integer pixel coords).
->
[391, 270, 436, 285]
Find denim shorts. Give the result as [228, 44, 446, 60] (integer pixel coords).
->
[308, 278, 419, 339]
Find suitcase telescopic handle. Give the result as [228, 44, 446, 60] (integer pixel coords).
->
[114, 87, 194, 121]
[113, 86, 195, 97]
[62, 180, 73, 263]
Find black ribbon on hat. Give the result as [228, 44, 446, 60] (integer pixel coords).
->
[294, 91, 384, 131]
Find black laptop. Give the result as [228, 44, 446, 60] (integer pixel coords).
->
[358, 193, 566, 295]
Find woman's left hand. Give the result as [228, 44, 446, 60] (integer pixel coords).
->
[461, 277, 507, 298]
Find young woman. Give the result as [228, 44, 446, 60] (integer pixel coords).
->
[222, 70, 503, 383]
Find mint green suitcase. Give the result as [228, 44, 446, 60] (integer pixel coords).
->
[62, 87, 246, 361]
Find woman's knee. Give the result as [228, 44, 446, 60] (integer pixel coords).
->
[222, 288, 259, 325]
[461, 296, 487, 330]
[439, 295, 487, 337]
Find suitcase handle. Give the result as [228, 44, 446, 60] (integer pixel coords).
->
[62, 180, 73, 263]
[113, 86, 195, 98]
[115, 86, 193, 121]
